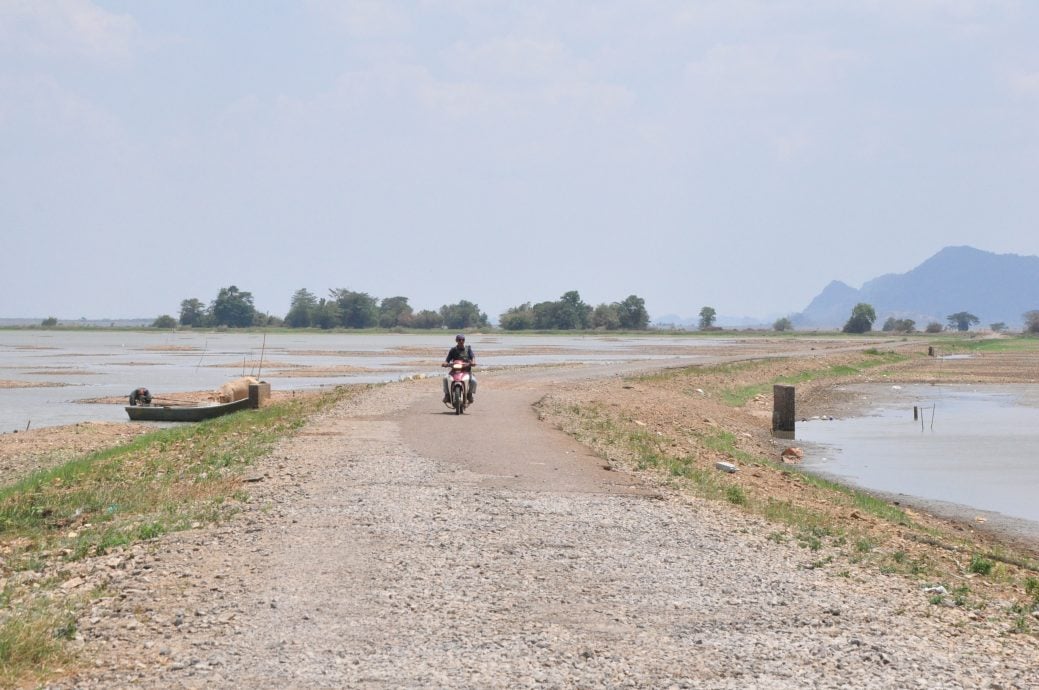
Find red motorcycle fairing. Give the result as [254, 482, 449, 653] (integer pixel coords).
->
[446, 359, 472, 414]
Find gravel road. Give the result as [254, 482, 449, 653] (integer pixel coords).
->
[50, 366, 1038, 689]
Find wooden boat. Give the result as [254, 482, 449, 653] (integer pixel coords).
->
[125, 397, 252, 422]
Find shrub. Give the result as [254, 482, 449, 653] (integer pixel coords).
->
[151, 315, 177, 329]
[969, 554, 994, 575]
[1024, 310, 1039, 334]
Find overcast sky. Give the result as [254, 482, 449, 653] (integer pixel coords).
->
[2, 1, 1037, 323]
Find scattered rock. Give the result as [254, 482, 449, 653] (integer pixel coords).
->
[61, 577, 84, 590]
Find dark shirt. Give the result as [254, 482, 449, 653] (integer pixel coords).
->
[446, 344, 474, 363]
[129, 387, 152, 405]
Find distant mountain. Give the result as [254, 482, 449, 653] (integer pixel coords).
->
[793, 246, 1039, 329]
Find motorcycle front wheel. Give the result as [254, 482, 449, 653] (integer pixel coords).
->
[451, 387, 463, 415]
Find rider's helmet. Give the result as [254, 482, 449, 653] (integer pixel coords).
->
[455, 334, 465, 342]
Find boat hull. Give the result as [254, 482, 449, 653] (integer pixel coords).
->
[125, 397, 252, 422]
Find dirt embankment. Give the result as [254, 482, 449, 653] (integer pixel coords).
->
[538, 343, 1039, 558]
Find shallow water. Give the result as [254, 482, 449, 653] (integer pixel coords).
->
[798, 384, 1039, 528]
[0, 330, 725, 432]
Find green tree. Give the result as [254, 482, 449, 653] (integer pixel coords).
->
[773, 317, 793, 332]
[925, 321, 944, 333]
[378, 296, 414, 328]
[617, 295, 650, 330]
[331, 289, 378, 328]
[531, 301, 565, 329]
[990, 322, 1007, 333]
[285, 289, 318, 328]
[440, 300, 488, 330]
[312, 299, 341, 329]
[152, 314, 177, 329]
[842, 303, 876, 334]
[882, 317, 915, 333]
[946, 311, 980, 332]
[41, 316, 58, 327]
[555, 291, 592, 329]
[591, 303, 622, 330]
[411, 309, 444, 329]
[1024, 310, 1039, 334]
[179, 298, 206, 327]
[699, 306, 717, 330]
[210, 286, 256, 327]
[500, 303, 536, 330]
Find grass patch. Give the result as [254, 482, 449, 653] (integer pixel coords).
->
[0, 598, 76, 687]
[931, 336, 1039, 354]
[717, 352, 906, 407]
[638, 349, 907, 408]
[725, 485, 748, 506]
[1026, 577, 1039, 605]
[0, 389, 350, 546]
[969, 555, 994, 576]
[0, 384, 359, 687]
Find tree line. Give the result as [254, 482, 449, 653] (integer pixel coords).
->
[840, 304, 1039, 335]
[50, 291, 1039, 335]
[150, 286, 652, 331]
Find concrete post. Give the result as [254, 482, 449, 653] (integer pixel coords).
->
[772, 384, 796, 439]
[248, 381, 271, 409]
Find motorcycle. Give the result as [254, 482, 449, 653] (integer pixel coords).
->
[442, 359, 474, 415]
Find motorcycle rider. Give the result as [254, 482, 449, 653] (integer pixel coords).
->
[442, 334, 477, 404]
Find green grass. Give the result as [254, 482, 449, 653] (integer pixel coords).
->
[0, 384, 358, 686]
[0, 389, 341, 545]
[717, 352, 906, 407]
[969, 555, 995, 576]
[930, 336, 1039, 354]
[0, 597, 76, 687]
[637, 349, 908, 408]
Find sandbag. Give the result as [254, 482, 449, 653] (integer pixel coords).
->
[216, 376, 258, 403]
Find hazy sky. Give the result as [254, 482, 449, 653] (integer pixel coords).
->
[2, 1, 1037, 323]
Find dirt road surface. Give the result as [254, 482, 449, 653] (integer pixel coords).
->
[47, 361, 1038, 689]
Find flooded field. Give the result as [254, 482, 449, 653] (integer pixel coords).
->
[0, 330, 727, 432]
[798, 383, 1039, 528]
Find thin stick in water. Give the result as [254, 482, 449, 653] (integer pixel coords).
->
[257, 332, 267, 380]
